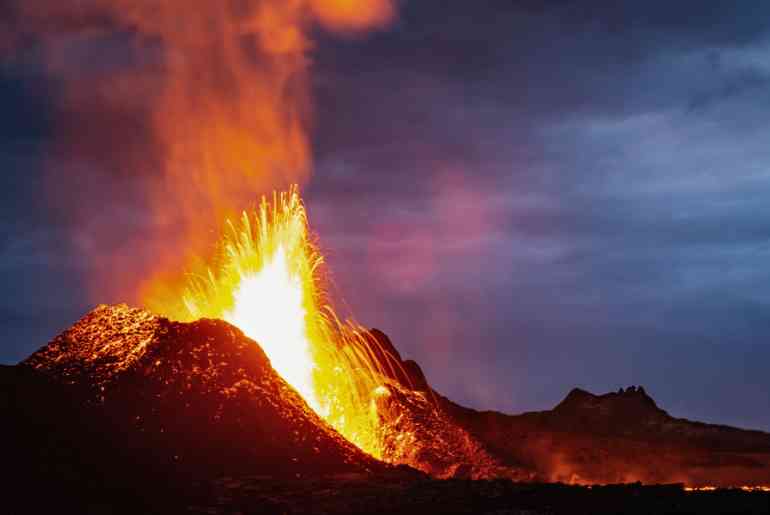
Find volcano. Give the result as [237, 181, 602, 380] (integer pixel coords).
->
[5, 305, 770, 514]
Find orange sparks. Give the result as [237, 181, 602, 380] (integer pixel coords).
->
[21, 0, 397, 312]
[176, 187, 405, 457]
[136, 0, 394, 308]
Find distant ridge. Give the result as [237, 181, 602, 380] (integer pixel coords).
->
[438, 382, 770, 485]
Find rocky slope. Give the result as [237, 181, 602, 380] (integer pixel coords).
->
[365, 321, 770, 486]
[6, 303, 770, 513]
[23, 304, 386, 477]
[373, 381, 530, 480]
[439, 386, 770, 486]
[5, 304, 393, 512]
[365, 328, 529, 479]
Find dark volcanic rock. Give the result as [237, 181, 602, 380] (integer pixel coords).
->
[368, 328, 430, 392]
[6, 305, 770, 513]
[189, 477, 770, 515]
[7, 305, 389, 512]
[365, 328, 527, 479]
[20, 304, 383, 478]
[373, 382, 529, 480]
[549, 386, 669, 434]
[439, 385, 770, 486]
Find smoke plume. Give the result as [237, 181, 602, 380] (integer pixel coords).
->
[14, 0, 396, 312]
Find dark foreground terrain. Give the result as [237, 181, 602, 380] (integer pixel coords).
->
[5, 305, 770, 514]
[8, 465, 770, 514]
[186, 476, 770, 515]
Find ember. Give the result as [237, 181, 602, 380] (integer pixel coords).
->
[178, 186, 408, 457]
[88, 0, 405, 458]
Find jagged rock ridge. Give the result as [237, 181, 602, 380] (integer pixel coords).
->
[439, 384, 770, 486]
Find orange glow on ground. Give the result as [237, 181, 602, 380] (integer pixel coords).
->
[684, 486, 770, 492]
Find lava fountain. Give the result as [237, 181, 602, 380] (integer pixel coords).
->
[181, 186, 404, 457]
[19, 0, 404, 458]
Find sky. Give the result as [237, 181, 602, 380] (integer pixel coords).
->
[2, 1, 770, 431]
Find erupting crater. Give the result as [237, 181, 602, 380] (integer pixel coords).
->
[170, 188, 383, 456]
[8, 187, 770, 494]
[157, 187, 448, 461]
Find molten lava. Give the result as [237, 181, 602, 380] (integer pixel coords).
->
[180, 187, 401, 457]
[684, 486, 770, 493]
[225, 244, 319, 411]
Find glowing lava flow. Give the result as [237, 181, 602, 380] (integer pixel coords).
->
[684, 486, 770, 493]
[224, 244, 320, 413]
[181, 186, 400, 456]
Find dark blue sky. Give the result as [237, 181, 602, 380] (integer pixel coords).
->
[3, 1, 770, 430]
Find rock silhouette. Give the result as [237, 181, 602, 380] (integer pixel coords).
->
[439, 385, 770, 485]
[5, 304, 770, 513]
